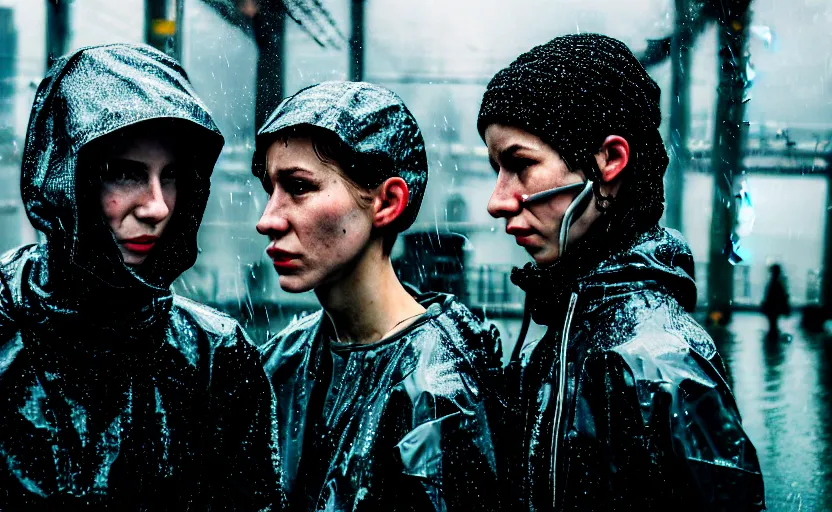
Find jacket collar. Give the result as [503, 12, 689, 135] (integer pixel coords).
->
[512, 226, 697, 326]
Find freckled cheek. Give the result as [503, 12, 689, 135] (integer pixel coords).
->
[100, 192, 128, 228]
[304, 201, 368, 256]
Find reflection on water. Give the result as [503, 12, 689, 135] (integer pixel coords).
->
[709, 313, 832, 511]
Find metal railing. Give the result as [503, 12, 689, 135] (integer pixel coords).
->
[466, 264, 524, 308]
[462, 262, 822, 311]
[175, 260, 824, 314]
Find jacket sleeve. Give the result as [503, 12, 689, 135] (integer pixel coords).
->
[207, 325, 284, 511]
[584, 349, 765, 512]
[388, 365, 501, 512]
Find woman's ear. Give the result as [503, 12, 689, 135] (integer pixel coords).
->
[372, 177, 409, 229]
[594, 135, 630, 183]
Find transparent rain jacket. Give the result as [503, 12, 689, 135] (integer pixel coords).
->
[262, 292, 503, 511]
[505, 227, 765, 511]
[0, 44, 278, 510]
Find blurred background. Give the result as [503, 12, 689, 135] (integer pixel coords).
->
[0, 0, 830, 509]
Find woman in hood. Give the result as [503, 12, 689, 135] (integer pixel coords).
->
[0, 44, 277, 509]
[478, 34, 765, 511]
[254, 81, 502, 511]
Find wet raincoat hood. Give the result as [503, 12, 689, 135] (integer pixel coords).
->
[0, 45, 278, 509]
[503, 227, 765, 510]
[19, 43, 223, 331]
[262, 291, 503, 511]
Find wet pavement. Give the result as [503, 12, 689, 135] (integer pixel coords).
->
[707, 313, 832, 511]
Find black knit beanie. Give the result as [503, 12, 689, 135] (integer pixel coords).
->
[478, 33, 670, 323]
[478, 33, 667, 234]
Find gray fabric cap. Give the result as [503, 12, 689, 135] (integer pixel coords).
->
[253, 81, 428, 231]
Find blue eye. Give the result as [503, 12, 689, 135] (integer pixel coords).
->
[506, 156, 534, 172]
[284, 178, 314, 196]
[101, 161, 146, 184]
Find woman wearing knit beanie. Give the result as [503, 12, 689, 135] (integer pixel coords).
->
[479, 34, 764, 511]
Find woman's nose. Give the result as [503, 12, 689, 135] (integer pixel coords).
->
[487, 171, 523, 219]
[256, 193, 290, 236]
[134, 175, 172, 225]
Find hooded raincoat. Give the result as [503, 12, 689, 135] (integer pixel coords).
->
[262, 291, 503, 511]
[505, 227, 765, 511]
[0, 44, 277, 510]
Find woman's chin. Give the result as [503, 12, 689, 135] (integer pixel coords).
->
[278, 274, 314, 293]
[122, 254, 148, 266]
[530, 246, 560, 267]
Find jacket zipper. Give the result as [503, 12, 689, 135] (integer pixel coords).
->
[551, 292, 578, 510]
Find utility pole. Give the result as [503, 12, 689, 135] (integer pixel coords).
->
[252, 7, 286, 129]
[175, 0, 185, 61]
[0, 7, 15, 125]
[349, 0, 365, 82]
[821, 151, 832, 322]
[46, 0, 70, 68]
[706, 5, 751, 324]
[199, 0, 343, 130]
[664, 0, 694, 233]
[145, 0, 183, 61]
[0, 7, 21, 252]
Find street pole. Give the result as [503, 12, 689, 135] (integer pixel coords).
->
[145, 0, 182, 61]
[349, 0, 365, 82]
[706, 7, 751, 325]
[665, 0, 693, 233]
[175, 0, 185, 62]
[821, 152, 832, 321]
[45, 0, 70, 68]
[253, 7, 285, 129]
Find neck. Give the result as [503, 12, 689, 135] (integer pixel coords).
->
[315, 242, 426, 344]
[512, 218, 656, 325]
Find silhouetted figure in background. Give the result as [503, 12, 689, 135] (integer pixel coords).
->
[762, 264, 791, 336]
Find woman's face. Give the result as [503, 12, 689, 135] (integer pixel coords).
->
[256, 136, 374, 293]
[485, 124, 601, 266]
[99, 136, 178, 266]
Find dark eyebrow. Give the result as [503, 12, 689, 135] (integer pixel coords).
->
[498, 144, 532, 160]
[108, 158, 149, 170]
[272, 166, 316, 178]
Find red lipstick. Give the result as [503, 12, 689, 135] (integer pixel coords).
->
[121, 235, 159, 255]
[266, 246, 301, 271]
[506, 225, 537, 247]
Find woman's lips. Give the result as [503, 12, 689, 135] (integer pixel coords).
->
[266, 247, 301, 270]
[121, 235, 159, 255]
[513, 235, 538, 248]
[506, 226, 538, 248]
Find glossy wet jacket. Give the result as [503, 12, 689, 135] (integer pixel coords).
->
[504, 227, 765, 511]
[262, 291, 503, 511]
[0, 44, 278, 510]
